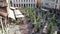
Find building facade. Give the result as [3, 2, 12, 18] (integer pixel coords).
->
[0, 0, 7, 7]
[41, 0, 60, 10]
[10, 0, 37, 8]
[0, 0, 7, 33]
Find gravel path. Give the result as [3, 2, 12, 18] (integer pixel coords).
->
[20, 23, 32, 34]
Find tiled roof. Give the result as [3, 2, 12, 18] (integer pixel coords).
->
[0, 7, 7, 17]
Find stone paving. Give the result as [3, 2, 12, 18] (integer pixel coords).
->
[5, 22, 32, 34]
[6, 24, 21, 34]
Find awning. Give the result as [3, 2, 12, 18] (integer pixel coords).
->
[8, 9, 15, 20]
[8, 9, 24, 20]
[10, 7, 16, 10]
[14, 10, 24, 18]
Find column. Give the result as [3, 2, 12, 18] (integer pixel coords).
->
[12, 3, 14, 7]
[5, 17, 7, 34]
[23, 4, 24, 7]
[30, 4, 31, 8]
[18, 4, 19, 7]
[25, 4, 26, 7]
[5, 17, 7, 28]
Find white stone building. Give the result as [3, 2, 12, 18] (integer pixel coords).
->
[10, 0, 37, 8]
[56, 0, 60, 10]
[41, 0, 60, 10]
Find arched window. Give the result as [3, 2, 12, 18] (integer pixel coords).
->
[14, 4, 15, 7]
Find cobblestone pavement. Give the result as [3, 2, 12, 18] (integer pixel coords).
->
[6, 24, 21, 34]
[5, 22, 32, 34]
[20, 23, 32, 34]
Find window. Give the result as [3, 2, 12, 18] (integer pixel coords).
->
[50, 3, 55, 8]
[10, 1, 12, 6]
[14, 4, 15, 7]
[13, 0, 15, 2]
[56, 0, 58, 3]
[45, 3, 49, 5]
[21, 0, 23, 2]
[51, 0, 55, 2]
[26, 4, 28, 7]
[19, 0, 20, 2]
[24, 4, 25, 7]
[24, 0, 25, 2]
[21, 4, 23, 7]
[33, 4, 35, 7]
[29, 0, 30, 2]
[34, 0, 35, 2]
[29, 4, 30, 7]
[16, 0, 17, 2]
[26, 0, 28, 2]
[31, 0, 33, 2]
[17, 4, 18, 7]
[31, 4, 32, 7]
[58, 5, 60, 9]
[45, 3, 50, 7]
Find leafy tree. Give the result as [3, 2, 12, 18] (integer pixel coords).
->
[48, 14, 56, 34]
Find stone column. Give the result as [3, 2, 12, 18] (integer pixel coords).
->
[6, 0, 10, 9]
[23, 4, 24, 7]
